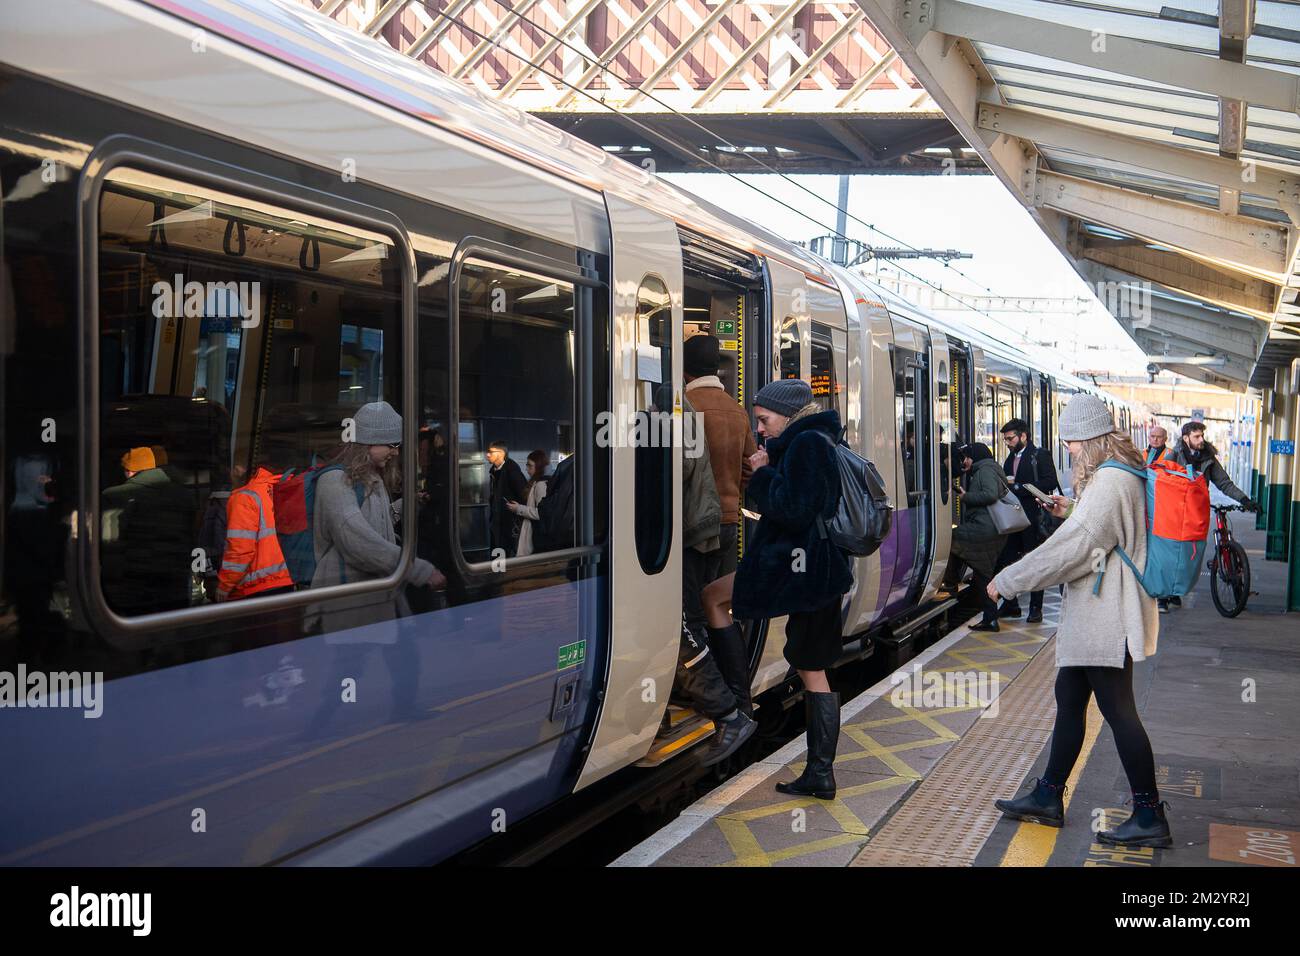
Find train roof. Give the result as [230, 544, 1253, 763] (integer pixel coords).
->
[130, 0, 836, 284]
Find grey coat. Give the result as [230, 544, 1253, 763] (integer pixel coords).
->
[311, 469, 433, 635]
[994, 464, 1158, 668]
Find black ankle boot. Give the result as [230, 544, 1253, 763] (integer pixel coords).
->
[707, 624, 752, 718]
[970, 617, 1000, 632]
[1099, 795, 1173, 848]
[994, 777, 1066, 827]
[776, 691, 840, 800]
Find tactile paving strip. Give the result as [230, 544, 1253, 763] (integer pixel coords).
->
[850, 636, 1060, 867]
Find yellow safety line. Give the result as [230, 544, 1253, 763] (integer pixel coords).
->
[999, 699, 1103, 867]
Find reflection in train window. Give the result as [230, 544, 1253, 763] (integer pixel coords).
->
[456, 259, 576, 562]
[779, 315, 801, 381]
[96, 167, 402, 616]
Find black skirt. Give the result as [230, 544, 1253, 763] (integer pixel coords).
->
[783, 597, 844, 671]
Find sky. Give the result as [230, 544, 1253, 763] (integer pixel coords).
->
[663, 171, 1153, 377]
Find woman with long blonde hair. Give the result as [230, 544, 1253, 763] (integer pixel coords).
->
[989, 393, 1168, 848]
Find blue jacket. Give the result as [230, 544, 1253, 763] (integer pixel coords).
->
[732, 408, 854, 620]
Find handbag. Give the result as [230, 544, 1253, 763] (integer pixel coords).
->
[988, 486, 1031, 535]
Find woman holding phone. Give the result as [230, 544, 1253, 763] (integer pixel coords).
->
[989, 394, 1167, 848]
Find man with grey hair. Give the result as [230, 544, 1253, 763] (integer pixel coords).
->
[1145, 425, 1169, 464]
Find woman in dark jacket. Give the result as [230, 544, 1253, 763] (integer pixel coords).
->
[706, 378, 853, 799]
[939, 442, 1009, 631]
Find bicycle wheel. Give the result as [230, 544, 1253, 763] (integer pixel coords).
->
[1210, 541, 1250, 618]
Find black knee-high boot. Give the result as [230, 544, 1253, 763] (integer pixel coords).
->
[775, 691, 839, 800]
[706, 624, 751, 718]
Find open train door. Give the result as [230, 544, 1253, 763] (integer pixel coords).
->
[575, 195, 683, 789]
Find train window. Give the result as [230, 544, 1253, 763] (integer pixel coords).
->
[810, 328, 838, 414]
[455, 258, 576, 563]
[778, 315, 801, 381]
[634, 275, 673, 574]
[95, 167, 404, 618]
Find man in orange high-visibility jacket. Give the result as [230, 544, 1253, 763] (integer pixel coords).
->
[217, 466, 294, 601]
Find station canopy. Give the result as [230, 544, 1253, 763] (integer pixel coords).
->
[853, 0, 1300, 392]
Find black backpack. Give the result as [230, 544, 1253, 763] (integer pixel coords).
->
[534, 457, 575, 552]
[817, 431, 893, 557]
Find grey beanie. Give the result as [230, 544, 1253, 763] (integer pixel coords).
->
[353, 401, 403, 445]
[1058, 393, 1116, 441]
[753, 378, 814, 418]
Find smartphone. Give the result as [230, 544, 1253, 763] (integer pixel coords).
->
[741, 507, 762, 521]
[1021, 482, 1055, 505]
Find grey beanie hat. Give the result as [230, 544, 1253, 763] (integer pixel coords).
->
[753, 378, 814, 418]
[1058, 393, 1116, 441]
[353, 401, 403, 445]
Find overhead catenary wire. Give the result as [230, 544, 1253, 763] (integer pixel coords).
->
[427, 4, 1047, 319]
[419, 7, 1034, 340]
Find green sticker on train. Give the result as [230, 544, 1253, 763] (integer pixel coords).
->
[557, 640, 586, 670]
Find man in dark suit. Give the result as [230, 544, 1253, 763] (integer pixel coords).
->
[995, 418, 1061, 624]
[486, 440, 528, 557]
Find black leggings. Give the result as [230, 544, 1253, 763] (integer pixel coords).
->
[1044, 653, 1157, 794]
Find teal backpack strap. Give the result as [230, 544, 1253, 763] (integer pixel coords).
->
[1098, 460, 1148, 479]
[1145, 448, 1156, 466]
[1090, 461, 1148, 595]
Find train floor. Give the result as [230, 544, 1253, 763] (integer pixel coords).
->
[614, 513, 1300, 868]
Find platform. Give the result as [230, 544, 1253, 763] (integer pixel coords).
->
[614, 515, 1300, 868]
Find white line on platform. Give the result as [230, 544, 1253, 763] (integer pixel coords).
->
[609, 601, 1060, 868]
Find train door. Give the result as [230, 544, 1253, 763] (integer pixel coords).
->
[885, 321, 932, 611]
[926, 331, 953, 597]
[836, 275, 897, 637]
[576, 195, 682, 789]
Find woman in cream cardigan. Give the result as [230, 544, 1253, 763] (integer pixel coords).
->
[989, 393, 1169, 848]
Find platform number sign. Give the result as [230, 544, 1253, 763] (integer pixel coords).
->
[1270, 439, 1295, 455]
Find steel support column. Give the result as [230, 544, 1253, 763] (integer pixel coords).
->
[1256, 387, 1271, 530]
[1266, 368, 1294, 561]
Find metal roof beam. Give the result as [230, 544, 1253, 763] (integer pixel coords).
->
[1074, 234, 1281, 319]
[1034, 170, 1293, 280]
[818, 118, 881, 163]
[976, 102, 1300, 221]
[909, 0, 1299, 114]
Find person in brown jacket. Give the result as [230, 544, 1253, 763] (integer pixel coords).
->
[683, 333, 757, 715]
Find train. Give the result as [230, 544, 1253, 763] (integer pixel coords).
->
[0, 0, 1145, 865]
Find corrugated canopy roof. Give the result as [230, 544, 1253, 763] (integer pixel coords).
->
[855, 0, 1300, 392]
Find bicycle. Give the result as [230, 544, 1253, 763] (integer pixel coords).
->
[1207, 504, 1251, 618]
